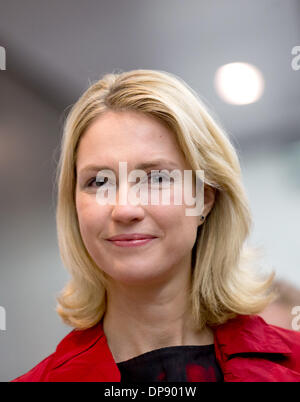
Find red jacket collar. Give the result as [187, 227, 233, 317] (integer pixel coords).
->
[212, 315, 300, 382]
[50, 321, 121, 381]
[213, 314, 291, 360]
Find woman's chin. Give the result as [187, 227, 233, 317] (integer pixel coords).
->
[108, 269, 171, 287]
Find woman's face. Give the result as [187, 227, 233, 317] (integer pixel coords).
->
[75, 110, 214, 285]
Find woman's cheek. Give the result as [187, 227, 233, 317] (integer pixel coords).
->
[76, 198, 97, 235]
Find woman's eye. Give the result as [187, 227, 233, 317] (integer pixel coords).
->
[148, 171, 171, 185]
[87, 172, 172, 188]
[87, 177, 108, 187]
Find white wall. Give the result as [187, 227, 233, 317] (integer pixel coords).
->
[241, 142, 300, 287]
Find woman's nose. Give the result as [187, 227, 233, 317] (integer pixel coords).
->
[110, 182, 146, 223]
[111, 203, 145, 223]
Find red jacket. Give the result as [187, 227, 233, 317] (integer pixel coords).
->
[11, 314, 300, 382]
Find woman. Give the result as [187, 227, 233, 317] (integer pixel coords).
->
[12, 69, 300, 382]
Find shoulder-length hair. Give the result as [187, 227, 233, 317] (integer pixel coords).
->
[55, 69, 277, 330]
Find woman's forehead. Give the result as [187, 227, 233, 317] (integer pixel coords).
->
[82, 110, 174, 145]
[76, 112, 191, 171]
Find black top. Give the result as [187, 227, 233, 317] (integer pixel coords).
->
[116, 344, 224, 382]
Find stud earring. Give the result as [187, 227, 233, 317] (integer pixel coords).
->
[198, 216, 205, 227]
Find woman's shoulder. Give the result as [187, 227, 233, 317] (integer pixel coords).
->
[213, 314, 300, 381]
[11, 322, 107, 382]
[216, 313, 300, 352]
[266, 320, 300, 359]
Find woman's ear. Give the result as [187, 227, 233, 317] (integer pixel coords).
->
[198, 185, 216, 226]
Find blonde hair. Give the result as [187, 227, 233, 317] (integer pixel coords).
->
[55, 69, 277, 330]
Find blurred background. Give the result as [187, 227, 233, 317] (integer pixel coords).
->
[0, 0, 299, 382]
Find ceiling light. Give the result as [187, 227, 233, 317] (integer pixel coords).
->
[214, 62, 265, 105]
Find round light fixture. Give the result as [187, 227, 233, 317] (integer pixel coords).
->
[214, 62, 264, 105]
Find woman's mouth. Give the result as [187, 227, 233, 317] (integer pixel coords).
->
[107, 238, 156, 247]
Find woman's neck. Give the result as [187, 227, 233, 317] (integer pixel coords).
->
[102, 277, 214, 363]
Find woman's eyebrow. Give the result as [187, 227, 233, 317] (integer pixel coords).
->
[78, 159, 180, 175]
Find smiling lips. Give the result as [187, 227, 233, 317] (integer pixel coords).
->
[106, 233, 157, 247]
